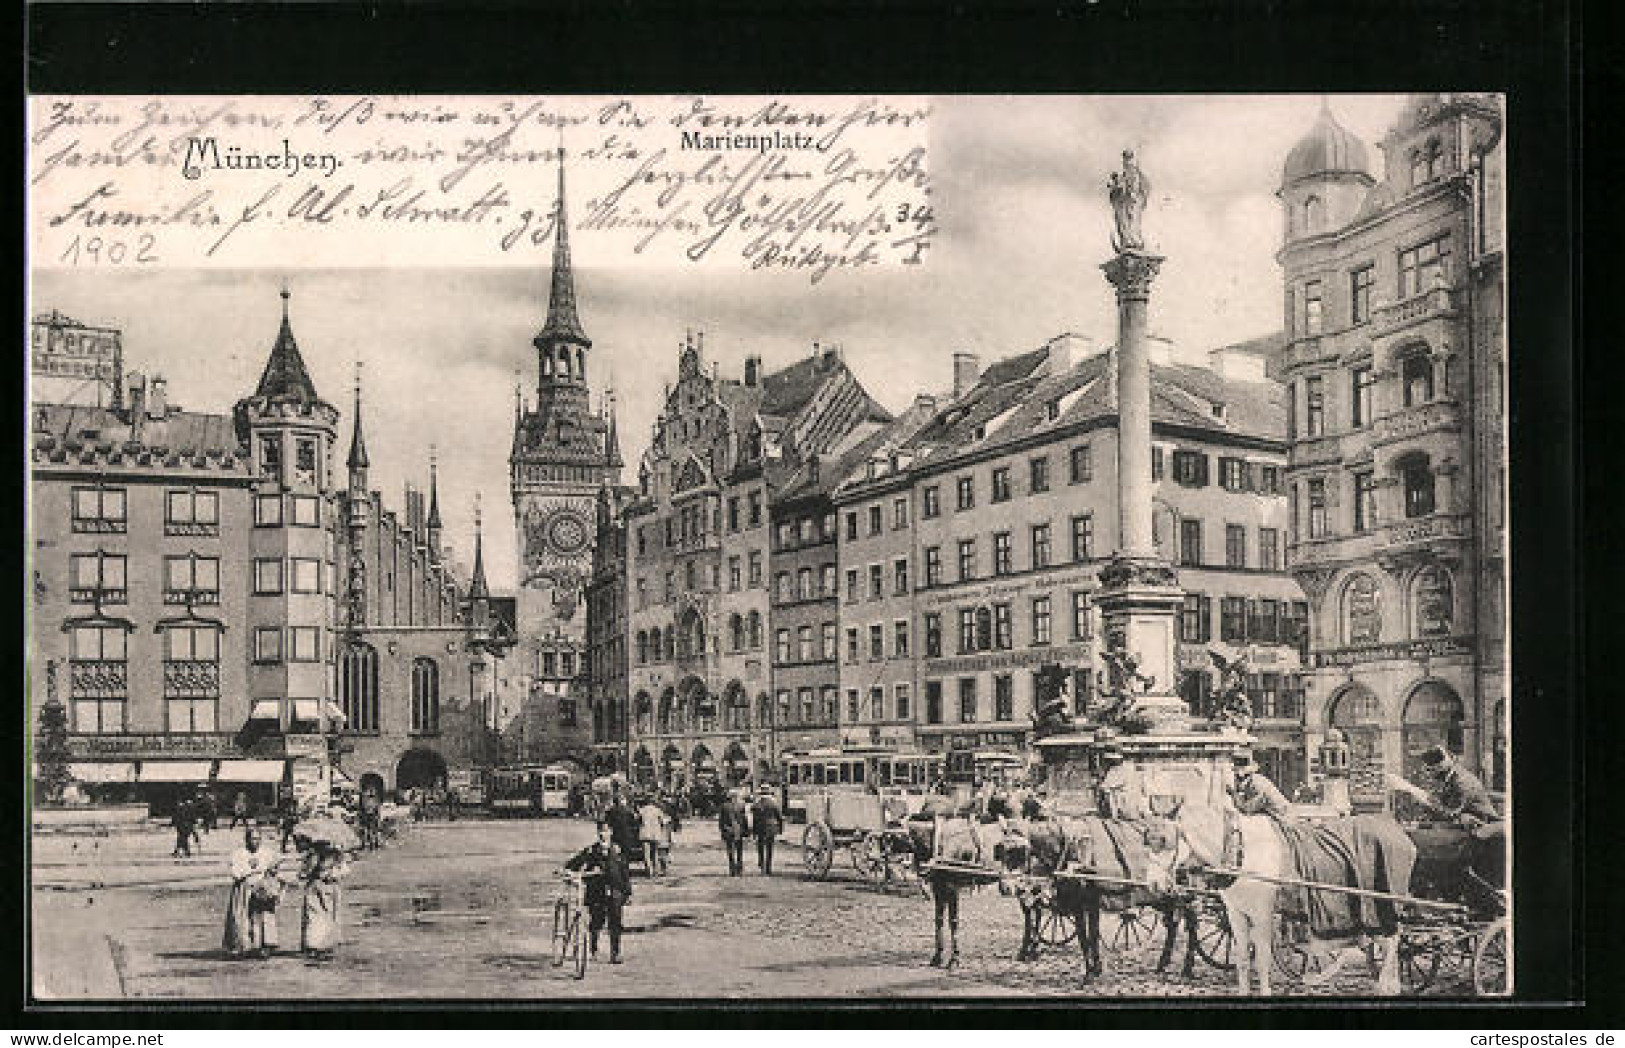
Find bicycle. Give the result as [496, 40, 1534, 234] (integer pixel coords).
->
[551, 871, 590, 980]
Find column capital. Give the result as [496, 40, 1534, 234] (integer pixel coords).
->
[1101, 250, 1166, 301]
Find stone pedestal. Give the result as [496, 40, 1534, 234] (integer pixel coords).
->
[1096, 553, 1191, 733]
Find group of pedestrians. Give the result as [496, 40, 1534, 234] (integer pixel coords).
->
[717, 785, 783, 877]
[170, 790, 221, 859]
[222, 826, 351, 963]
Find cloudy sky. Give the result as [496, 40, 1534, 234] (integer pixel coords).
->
[31, 94, 1406, 589]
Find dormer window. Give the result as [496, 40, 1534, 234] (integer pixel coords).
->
[1411, 138, 1445, 188]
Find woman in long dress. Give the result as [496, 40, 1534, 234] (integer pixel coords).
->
[300, 843, 349, 960]
[223, 828, 281, 958]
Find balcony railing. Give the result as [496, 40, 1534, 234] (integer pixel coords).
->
[164, 588, 221, 606]
[1374, 285, 1456, 336]
[69, 586, 127, 605]
[1373, 400, 1462, 446]
[70, 660, 128, 697]
[71, 518, 126, 535]
[1383, 513, 1468, 550]
[163, 660, 221, 698]
[165, 521, 221, 537]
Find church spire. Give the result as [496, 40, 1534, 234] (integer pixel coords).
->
[427, 445, 443, 529]
[468, 493, 490, 602]
[347, 360, 370, 470]
[536, 147, 591, 350]
[604, 385, 624, 468]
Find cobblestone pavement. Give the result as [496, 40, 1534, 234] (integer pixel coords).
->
[32, 818, 1473, 1001]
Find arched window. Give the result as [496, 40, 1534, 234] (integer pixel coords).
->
[410, 658, 440, 734]
[341, 643, 379, 732]
[729, 613, 744, 652]
[1400, 453, 1436, 519]
[747, 611, 763, 649]
[1303, 194, 1323, 232]
[635, 693, 653, 735]
[1342, 573, 1383, 646]
[1402, 681, 1465, 782]
[658, 691, 674, 733]
[1411, 565, 1455, 637]
[664, 628, 675, 662]
[1328, 683, 1384, 800]
[557, 346, 571, 378]
[1401, 351, 1434, 406]
[756, 693, 772, 727]
[636, 630, 648, 665]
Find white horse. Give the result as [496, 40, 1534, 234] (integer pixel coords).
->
[1147, 802, 1410, 996]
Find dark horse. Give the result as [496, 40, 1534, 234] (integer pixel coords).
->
[998, 815, 1204, 980]
[903, 806, 1008, 970]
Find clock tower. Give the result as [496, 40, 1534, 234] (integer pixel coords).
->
[508, 153, 623, 763]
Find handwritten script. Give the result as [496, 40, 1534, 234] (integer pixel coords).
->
[30, 95, 935, 283]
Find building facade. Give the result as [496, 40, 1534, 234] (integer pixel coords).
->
[1278, 95, 1507, 809]
[507, 159, 623, 772]
[870, 335, 1308, 785]
[623, 340, 889, 789]
[585, 483, 632, 775]
[30, 293, 510, 807]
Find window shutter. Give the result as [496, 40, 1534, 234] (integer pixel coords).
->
[1201, 596, 1213, 642]
[1196, 453, 1211, 487]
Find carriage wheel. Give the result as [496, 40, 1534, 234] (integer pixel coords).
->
[1271, 914, 1311, 984]
[1191, 900, 1236, 971]
[852, 832, 889, 884]
[803, 822, 834, 879]
[1472, 920, 1509, 996]
[1035, 901, 1078, 946]
[1105, 905, 1161, 953]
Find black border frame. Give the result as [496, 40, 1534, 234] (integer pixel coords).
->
[15, 0, 1587, 1029]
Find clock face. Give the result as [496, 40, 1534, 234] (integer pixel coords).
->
[524, 504, 591, 565]
[547, 510, 590, 555]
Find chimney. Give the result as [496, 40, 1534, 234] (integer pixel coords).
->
[743, 355, 762, 387]
[146, 375, 168, 419]
[125, 372, 147, 430]
[912, 392, 938, 415]
[952, 352, 981, 398]
[1045, 333, 1094, 374]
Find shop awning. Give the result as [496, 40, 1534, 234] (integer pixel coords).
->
[70, 762, 136, 783]
[248, 699, 280, 721]
[215, 760, 286, 783]
[138, 761, 215, 783]
[248, 699, 345, 723]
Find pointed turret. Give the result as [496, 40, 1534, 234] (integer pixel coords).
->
[604, 387, 624, 468]
[427, 446, 444, 561]
[347, 361, 370, 471]
[469, 493, 491, 605]
[255, 286, 322, 403]
[536, 150, 591, 350]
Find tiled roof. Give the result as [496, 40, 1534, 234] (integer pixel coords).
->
[903, 338, 1286, 469]
[254, 295, 322, 404]
[32, 403, 247, 464]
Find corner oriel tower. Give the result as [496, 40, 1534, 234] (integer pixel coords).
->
[508, 151, 622, 763]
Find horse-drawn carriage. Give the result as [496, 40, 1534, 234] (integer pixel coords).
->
[1006, 725, 1509, 996]
[800, 789, 923, 884]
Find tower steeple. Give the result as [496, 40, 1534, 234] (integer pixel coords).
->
[426, 445, 444, 561]
[469, 493, 490, 604]
[347, 361, 370, 472]
[254, 284, 322, 404]
[533, 149, 591, 389]
[604, 386, 624, 468]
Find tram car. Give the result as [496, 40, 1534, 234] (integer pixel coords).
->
[780, 746, 939, 824]
[485, 764, 574, 817]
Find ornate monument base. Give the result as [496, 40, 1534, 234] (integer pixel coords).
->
[1096, 553, 1192, 735]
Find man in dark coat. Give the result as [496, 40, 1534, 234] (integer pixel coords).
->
[717, 789, 750, 876]
[604, 794, 643, 868]
[564, 821, 633, 963]
[749, 787, 783, 876]
[170, 797, 195, 858]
